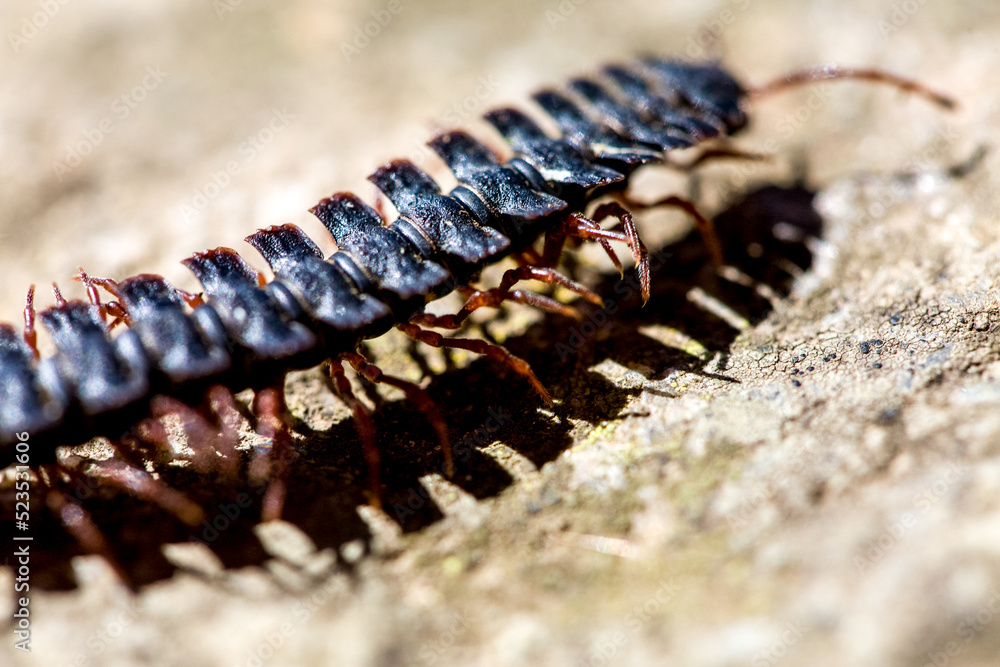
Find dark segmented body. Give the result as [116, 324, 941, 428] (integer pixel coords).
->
[1, 58, 750, 463]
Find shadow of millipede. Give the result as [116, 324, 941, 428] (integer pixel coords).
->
[1, 184, 823, 591]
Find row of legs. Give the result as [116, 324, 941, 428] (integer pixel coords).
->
[16, 189, 724, 584]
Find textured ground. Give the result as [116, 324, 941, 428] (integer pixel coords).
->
[2, 1, 999, 666]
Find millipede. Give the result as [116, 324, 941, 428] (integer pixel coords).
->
[0, 57, 954, 577]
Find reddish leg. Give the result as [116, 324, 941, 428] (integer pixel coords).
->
[23, 286, 38, 359]
[52, 282, 67, 307]
[494, 266, 602, 304]
[749, 66, 956, 109]
[61, 453, 205, 526]
[413, 289, 581, 329]
[147, 387, 241, 480]
[617, 193, 724, 269]
[541, 214, 622, 275]
[516, 247, 544, 266]
[249, 385, 294, 522]
[104, 304, 128, 329]
[397, 323, 552, 405]
[202, 385, 243, 479]
[325, 359, 382, 506]
[341, 350, 453, 480]
[543, 210, 651, 302]
[78, 269, 103, 313]
[121, 421, 171, 462]
[591, 203, 651, 302]
[669, 146, 770, 171]
[77, 271, 128, 327]
[411, 266, 599, 329]
[40, 467, 130, 584]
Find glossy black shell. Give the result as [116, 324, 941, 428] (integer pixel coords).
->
[0, 59, 747, 462]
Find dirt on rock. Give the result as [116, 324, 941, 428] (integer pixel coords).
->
[1, 1, 999, 666]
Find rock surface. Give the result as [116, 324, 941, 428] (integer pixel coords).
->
[1, 1, 999, 666]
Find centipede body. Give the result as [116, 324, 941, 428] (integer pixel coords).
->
[0, 55, 953, 556]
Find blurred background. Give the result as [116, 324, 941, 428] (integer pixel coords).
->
[2, 2, 999, 666]
[0, 0, 991, 317]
